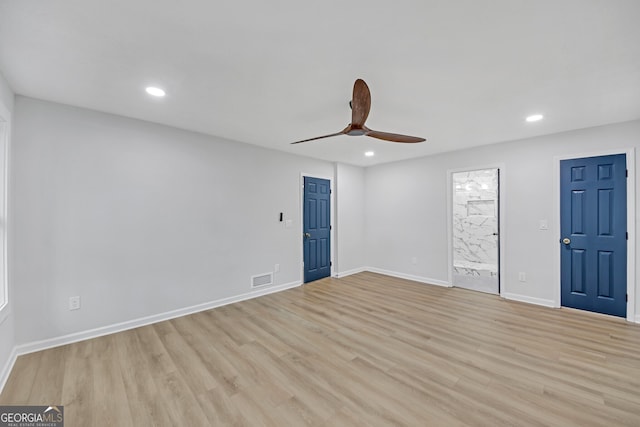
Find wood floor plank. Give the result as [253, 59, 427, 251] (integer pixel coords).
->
[90, 335, 134, 427]
[196, 386, 245, 426]
[1, 271, 640, 426]
[26, 345, 66, 405]
[0, 352, 42, 404]
[114, 329, 173, 426]
[153, 370, 211, 426]
[154, 317, 219, 394]
[60, 339, 95, 426]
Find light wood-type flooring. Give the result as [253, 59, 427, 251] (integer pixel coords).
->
[2, 272, 640, 426]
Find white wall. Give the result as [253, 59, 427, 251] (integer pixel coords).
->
[365, 153, 450, 285]
[0, 76, 13, 113]
[7, 92, 640, 364]
[0, 70, 15, 388]
[335, 163, 366, 276]
[365, 120, 640, 319]
[11, 97, 337, 345]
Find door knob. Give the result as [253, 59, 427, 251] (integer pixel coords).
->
[562, 237, 571, 245]
[304, 232, 311, 238]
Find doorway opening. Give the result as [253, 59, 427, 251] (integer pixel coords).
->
[451, 168, 500, 294]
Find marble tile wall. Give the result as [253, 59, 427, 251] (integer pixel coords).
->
[452, 169, 499, 273]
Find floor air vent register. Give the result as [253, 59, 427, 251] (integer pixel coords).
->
[251, 273, 273, 288]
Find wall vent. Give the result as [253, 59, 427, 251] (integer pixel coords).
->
[251, 272, 273, 288]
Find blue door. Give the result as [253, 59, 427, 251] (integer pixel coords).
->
[303, 176, 331, 283]
[560, 154, 627, 317]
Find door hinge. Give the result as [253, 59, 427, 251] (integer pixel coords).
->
[626, 232, 629, 240]
[330, 225, 332, 230]
[626, 294, 628, 302]
[626, 169, 628, 178]
[330, 261, 332, 267]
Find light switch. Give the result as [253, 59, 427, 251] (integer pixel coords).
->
[539, 219, 548, 230]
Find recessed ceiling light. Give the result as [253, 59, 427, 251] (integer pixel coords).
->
[365, 151, 375, 157]
[145, 86, 166, 97]
[525, 114, 543, 122]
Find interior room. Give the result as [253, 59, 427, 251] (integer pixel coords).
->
[0, 1, 639, 425]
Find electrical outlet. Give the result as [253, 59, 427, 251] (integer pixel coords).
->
[518, 272, 526, 282]
[274, 263, 280, 273]
[69, 296, 81, 311]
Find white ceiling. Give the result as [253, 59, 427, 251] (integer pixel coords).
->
[1, 0, 639, 166]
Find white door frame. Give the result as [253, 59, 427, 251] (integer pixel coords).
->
[553, 148, 636, 322]
[0, 101, 10, 322]
[447, 163, 506, 296]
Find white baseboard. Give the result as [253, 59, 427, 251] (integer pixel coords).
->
[0, 347, 18, 394]
[13, 280, 301, 357]
[501, 294, 640, 323]
[501, 292, 557, 308]
[365, 267, 452, 288]
[334, 267, 367, 278]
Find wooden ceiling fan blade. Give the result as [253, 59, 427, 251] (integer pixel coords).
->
[290, 131, 346, 144]
[351, 79, 371, 127]
[366, 130, 426, 143]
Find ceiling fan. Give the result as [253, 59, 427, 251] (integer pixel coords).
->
[291, 79, 426, 145]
